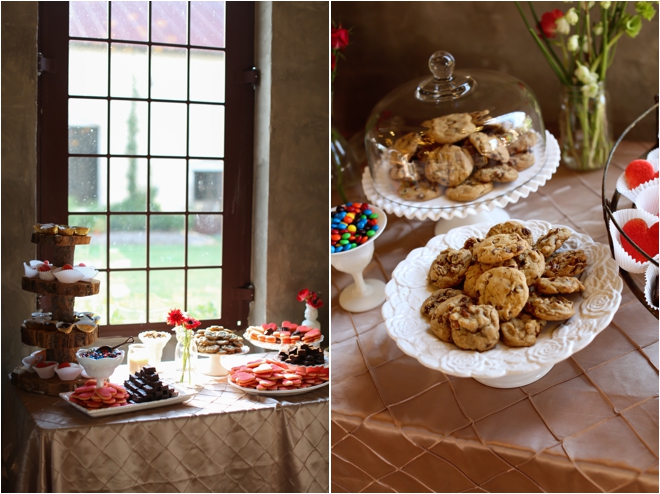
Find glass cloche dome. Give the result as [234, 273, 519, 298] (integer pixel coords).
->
[365, 51, 546, 207]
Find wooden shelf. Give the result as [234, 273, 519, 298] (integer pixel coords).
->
[21, 323, 98, 349]
[22, 277, 100, 297]
[10, 368, 88, 396]
[31, 232, 91, 246]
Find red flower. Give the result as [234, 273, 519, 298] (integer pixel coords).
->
[538, 9, 564, 38]
[166, 308, 186, 326]
[297, 288, 310, 302]
[183, 317, 200, 330]
[331, 27, 349, 50]
[308, 295, 324, 309]
[331, 52, 336, 72]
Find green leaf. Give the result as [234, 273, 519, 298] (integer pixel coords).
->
[635, 1, 656, 20]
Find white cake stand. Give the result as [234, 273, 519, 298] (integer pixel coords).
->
[363, 131, 561, 235]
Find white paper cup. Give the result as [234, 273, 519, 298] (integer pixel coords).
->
[24, 262, 39, 278]
[616, 173, 658, 203]
[634, 186, 659, 217]
[54, 269, 85, 284]
[609, 208, 659, 273]
[644, 263, 659, 311]
[647, 148, 658, 166]
[38, 269, 56, 281]
[74, 266, 98, 282]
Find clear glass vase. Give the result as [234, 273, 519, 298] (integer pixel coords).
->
[559, 83, 613, 171]
[331, 126, 360, 204]
[174, 328, 197, 386]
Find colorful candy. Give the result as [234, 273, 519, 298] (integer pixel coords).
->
[331, 203, 379, 253]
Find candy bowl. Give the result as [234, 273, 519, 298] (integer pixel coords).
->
[331, 204, 388, 312]
[33, 361, 58, 379]
[76, 348, 125, 388]
[138, 331, 172, 369]
[54, 362, 83, 381]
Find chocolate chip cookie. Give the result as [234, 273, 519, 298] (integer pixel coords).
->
[428, 248, 472, 288]
[473, 164, 519, 183]
[398, 180, 441, 201]
[449, 304, 500, 352]
[524, 293, 575, 321]
[534, 276, 585, 295]
[535, 227, 572, 258]
[476, 266, 529, 321]
[473, 233, 530, 264]
[507, 130, 537, 154]
[429, 294, 473, 343]
[469, 132, 510, 163]
[500, 313, 546, 347]
[543, 250, 587, 278]
[508, 152, 535, 171]
[445, 178, 493, 202]
[486, 221, 534, 245]
[424, 144, 474, 186]
[420, 288, 464, 320]
[512, 248, 545, 286]
[463, 258, 517, 298]
[421, 113, 477, 144]
[392, 132, 423, 156]
[389, 162, 421, 181]
[463, 237, 484, 254]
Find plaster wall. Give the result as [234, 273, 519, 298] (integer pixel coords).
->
[331, 1, 659, 141]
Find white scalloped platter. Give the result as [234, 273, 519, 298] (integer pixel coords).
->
[363, 131, 560, 222]
[382, 219, 623, 387]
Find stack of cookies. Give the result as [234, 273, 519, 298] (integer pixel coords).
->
[422, 221, 586, 352]
[387, 110, 537, 202]
[193, 326, 244, 354]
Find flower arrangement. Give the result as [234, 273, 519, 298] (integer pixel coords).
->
[331, 23, 350, 85]
[516, 2, 657, 171]
[166, 308, 200, 384]
[297, 288, 323, 309]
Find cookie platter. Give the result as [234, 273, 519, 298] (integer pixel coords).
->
[383, 219, 623, 388]
[363, 131, 560, 223]
[227, 380, 329, 397]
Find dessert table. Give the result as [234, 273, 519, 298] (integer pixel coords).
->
[3, 356, 329, 493]
[331, 141, 658, 493]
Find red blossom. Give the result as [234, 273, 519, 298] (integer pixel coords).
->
[331, 27, 349, 50]
[297, 288, 310, 302]
[166, 308, 186, 326]
[331, 52, 337, 72]
[538, 9, 564, 38]
[308, 295, 324, 309]
[183, 317, 200, 330]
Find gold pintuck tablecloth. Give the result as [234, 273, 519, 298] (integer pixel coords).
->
[331, 142, 659, 493]
[3, 356, 328, 493]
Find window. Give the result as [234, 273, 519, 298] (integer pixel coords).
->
[38, 2, 255, 336]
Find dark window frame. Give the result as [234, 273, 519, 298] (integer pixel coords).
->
[37, 1, 255, 337]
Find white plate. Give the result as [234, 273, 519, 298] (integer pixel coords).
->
[228, 379, 329, 397]
[59, 385, 195, 418]
[363, 131, 560, 221]
[192, 346, 251, 376]
[245, 334, 324, 351]
[383, 219, 623, 388]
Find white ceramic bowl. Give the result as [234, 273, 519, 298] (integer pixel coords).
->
[34, 361, 58, 379]
[54, 363, 83, 381]
[76, 348, 125, 385]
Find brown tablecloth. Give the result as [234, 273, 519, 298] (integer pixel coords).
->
[331, 142, 659, 493]
[3, 356, 329, 493]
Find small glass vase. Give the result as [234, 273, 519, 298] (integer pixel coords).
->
[331, 126, 360, 203]
[174, 328, 197, 386]
[302, 304, 321, 330]
[558, 83, 613, 172]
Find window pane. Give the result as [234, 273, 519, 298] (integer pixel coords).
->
[69, 98, 108, 154]
[110, 271, 146, 324]
[110, 215, 146, 268]
[70, 1, 108, 39]
[69, 157, 107, 212]
[68, 214, 107, 270]
[188, 268, 221, 319]
[110, 158, 147, 211]
[150, 159, 186, 211]
[69, 41, 108, 97]
[110, 43, 148, 98]
[150, 215, 185, 267]
[151, 2, 188, 45]
[190, 1, 225, 48]
[110, 100, 148, 155]
[189, 104, 224, 157]
[190, 49, 225, 103]
[111, 1, 149, 41]
[149, 270, 185, 322]
[74, 271, 108, 326]
[151, 46, 188, 101]
[188, 214, 222, 267]
[151, 102, 187, 156]
[189, 160, 223, 212]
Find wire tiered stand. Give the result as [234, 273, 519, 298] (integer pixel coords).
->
[601, 100, 659, 319]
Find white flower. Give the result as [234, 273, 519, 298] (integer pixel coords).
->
[600, 1, 611, 8]
[593, 22, 604, 35]
[575, 62, 598, 84]
[565, 7, 579, 24]
[567, 34, 580, 51]
[556, 16, 571, 34]
[582, 82, 600, 98]
[587, 1, 595, 8]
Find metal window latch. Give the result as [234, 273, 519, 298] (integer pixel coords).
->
[234, 283, 255, 301]
[238, 67, 259, 88]
[37, 53, 57, 75]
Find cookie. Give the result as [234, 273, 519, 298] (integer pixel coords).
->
[449, 304, 500, 352]
[500, 314, 546, 347]
[473, 164, 518, 183]
[427, 248, 473, 288]
[508, 152, 535, 171]
[445, 178, 493, 202]
[473, 233, 529, 264]
[424, 144, 474, 186]
[468, 109, 491, 126]
[512, 248, 545, 286]
[507, 130, 537, 154]
[524, 293, 575, 321]
[398, 180, 441, 201]
[420, 288, 464, 320]
[198, 344, 220, 354]
[476, 266, 529, 321]
[421, 113, 477, 144]
[535, 276, 585, 295]
[389, 162, 421, 181]
[486, 221, 534, 245]
[535, 227, 572, 258]
[543, 250, 587, 278]
[429, 294, 473, 343]
[468, 132, 510, 163]
[392, 132, 423, 156]
[463, 236, 484, 254]
[463, 259, 517, 298]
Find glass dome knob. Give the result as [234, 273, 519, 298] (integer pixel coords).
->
[416, 50, 475, 102]
[428, 51, 455, 80]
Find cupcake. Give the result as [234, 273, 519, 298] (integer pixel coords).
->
[57, 225, 75, 236]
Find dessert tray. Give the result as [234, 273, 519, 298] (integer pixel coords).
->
[245, 333, 324, 351]
[363, 131, 560, 221]
[60, 385, 194, 418]
[228, 380, 328, 397]
[193, 345, 250, 376]
[382, 219, 623, 388]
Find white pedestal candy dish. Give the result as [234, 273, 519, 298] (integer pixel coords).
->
[76, 348, 125, 388]
[383, 219, 623, 388]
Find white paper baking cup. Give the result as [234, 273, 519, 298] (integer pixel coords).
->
[634, 186, 659, 217]
[616, 157, 658, 202]
[644, 263, 659, 311]
[54, 269, 85, 284]
[23, 262, 40, 278]
[74, 266, 98, 282]
[647, 148, 658, 166]
[609, 208, 659, 273]
[38, 269, 56, 281]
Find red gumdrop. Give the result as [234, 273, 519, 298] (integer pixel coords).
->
[625, 160, 655, 190]
[621, 219, 657, 263]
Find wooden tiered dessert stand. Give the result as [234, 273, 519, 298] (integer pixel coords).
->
[11, 232, 101, 395]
